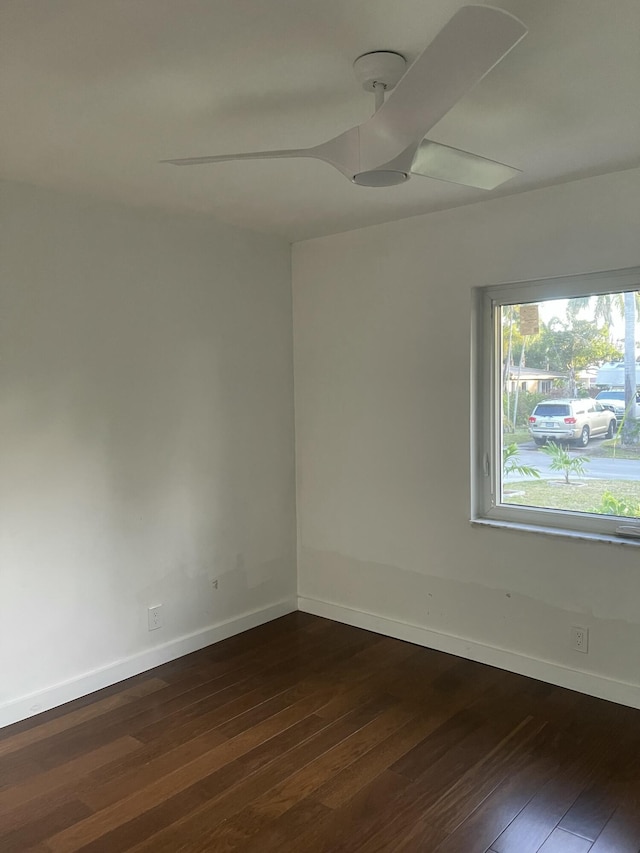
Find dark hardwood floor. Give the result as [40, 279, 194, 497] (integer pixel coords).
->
[2, 613, 639, 852]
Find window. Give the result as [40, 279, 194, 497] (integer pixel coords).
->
[472, 266, 640, 542]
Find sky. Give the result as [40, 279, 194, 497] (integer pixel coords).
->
[538, 296, 633, 350]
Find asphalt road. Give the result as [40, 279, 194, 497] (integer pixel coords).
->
[505, 441, 640, 482]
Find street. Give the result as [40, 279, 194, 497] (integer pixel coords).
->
[504, 441, 640, 483]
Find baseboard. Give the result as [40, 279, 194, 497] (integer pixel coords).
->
[0, 598, 297, 729]
[298, 596, 640, 710]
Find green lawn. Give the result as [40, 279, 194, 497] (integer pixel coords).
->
[504, 479, 640, 514]
[589, 439, 640, 460]
[504, 432, 640, 458]
[503, 429, 531, 446]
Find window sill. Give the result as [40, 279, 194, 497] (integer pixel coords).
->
[471, 517, 640, 547]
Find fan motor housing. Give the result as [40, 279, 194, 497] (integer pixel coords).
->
[352, 51, 407, 92]
[353, 170, 409, 187]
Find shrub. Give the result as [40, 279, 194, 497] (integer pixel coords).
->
[594, 490, 640, 517]
[503, 443, 541, 479]
[503, 390, 552, 431]
[540, 441, 589, 484]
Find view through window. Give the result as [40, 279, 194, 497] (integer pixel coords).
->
[501, 291, 640, 523]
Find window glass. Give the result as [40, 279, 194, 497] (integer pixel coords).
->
[474, 268, 640, 540]
[533, 404, 570, 417]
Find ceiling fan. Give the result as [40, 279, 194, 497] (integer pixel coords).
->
[162, 5, 527, 190]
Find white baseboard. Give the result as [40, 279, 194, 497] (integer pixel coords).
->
[0, 598, 297, 729]
[298, 596, 640, 710]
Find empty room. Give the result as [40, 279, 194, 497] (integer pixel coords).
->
[1, 1, 640, 850]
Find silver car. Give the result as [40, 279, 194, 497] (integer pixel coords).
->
[594, 390, 640, 422]
[528, 399, 616, 447]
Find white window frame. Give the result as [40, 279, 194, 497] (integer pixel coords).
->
[471, 265, 640, 545]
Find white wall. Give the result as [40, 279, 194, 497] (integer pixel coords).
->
[293, 168, 640, 708]
[0, 182, 297, 726]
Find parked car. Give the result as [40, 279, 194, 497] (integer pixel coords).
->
[594, 390, 640, 422]
[528, 399, 616, 447]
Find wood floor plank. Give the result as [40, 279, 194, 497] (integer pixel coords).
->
[490, 727, 613, 853]
[45, 698, 389, 853]
[0, 670, 167, 745]
[150, 612, 328, 687]
[312, 710, 450, 808]
[45, 714, 324, 853]
[80, 725, 228, 811]
[430, 750, 557, 853]
[15, 615, 356, 773]
[390, 706, 485, 780]
[134, 667, 302, 742]
[233, 797, 333, 853]
[590, 798, 640, 852]
[312, 650, 426, 721]
[6, 669, 246, 772]
[83, 715, 333, 853]
[0, 680, 165, 760]
[211, 702, 415, 848]
[244, 769, 412, 853]
[0, 752, 44, 789]
[1, 614, 639, 853]
[2, 627, 355, 831]
[0, 736, 140, 813]
[114, 698, 395, 853]
[537, 827, 594, 852]
[388, 718, 549, 853]
[80, 673, 344, 812]
[35, 658, 299, 771]
[0, 799, 91, 853]
[558, 779, 618, 841]
[332, 715, 545, 853]
[129, 651, 335, 747]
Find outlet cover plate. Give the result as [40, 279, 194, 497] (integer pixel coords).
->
[148, 605, 162, 631]
[571, 625, 588, 653]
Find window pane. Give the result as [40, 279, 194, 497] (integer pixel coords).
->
[500, 291, 640, 521]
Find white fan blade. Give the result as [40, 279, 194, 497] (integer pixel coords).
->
[359, 5, 527, 171]
[162, 127, 361, 179]
[161, 148, 313, 166]
[410, 139, 521, 189]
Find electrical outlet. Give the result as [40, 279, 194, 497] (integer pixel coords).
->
[571, 625, 588, 653]
[148, 605, 162, 631]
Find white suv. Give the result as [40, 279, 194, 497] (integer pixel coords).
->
[528, 399, 616, 447]
[594, 390, 640, 423]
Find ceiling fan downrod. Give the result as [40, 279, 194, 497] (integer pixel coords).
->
[352, 51, 408, 114]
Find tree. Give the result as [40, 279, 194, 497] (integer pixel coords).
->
[501, 305, 540, 430]
[566, 291, 639, 445]
[567, 293, 618, 334]
[502, 305, 526, 430]
[503, 443, 540, 480]
[510, 335, 528, 433]
[623, 291, 638, 444]
[525, 319, 621, 395]
[540, 441, 589, 485]
[567, 292, 640, 339]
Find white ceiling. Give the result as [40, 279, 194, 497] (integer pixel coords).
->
[2, 0, 639, 242]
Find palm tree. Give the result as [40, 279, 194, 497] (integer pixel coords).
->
[567, 291, 639, 444]
[623, 291, 638, 444]
[502, 305, 517, 431]
[566, 292, 640, 339]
